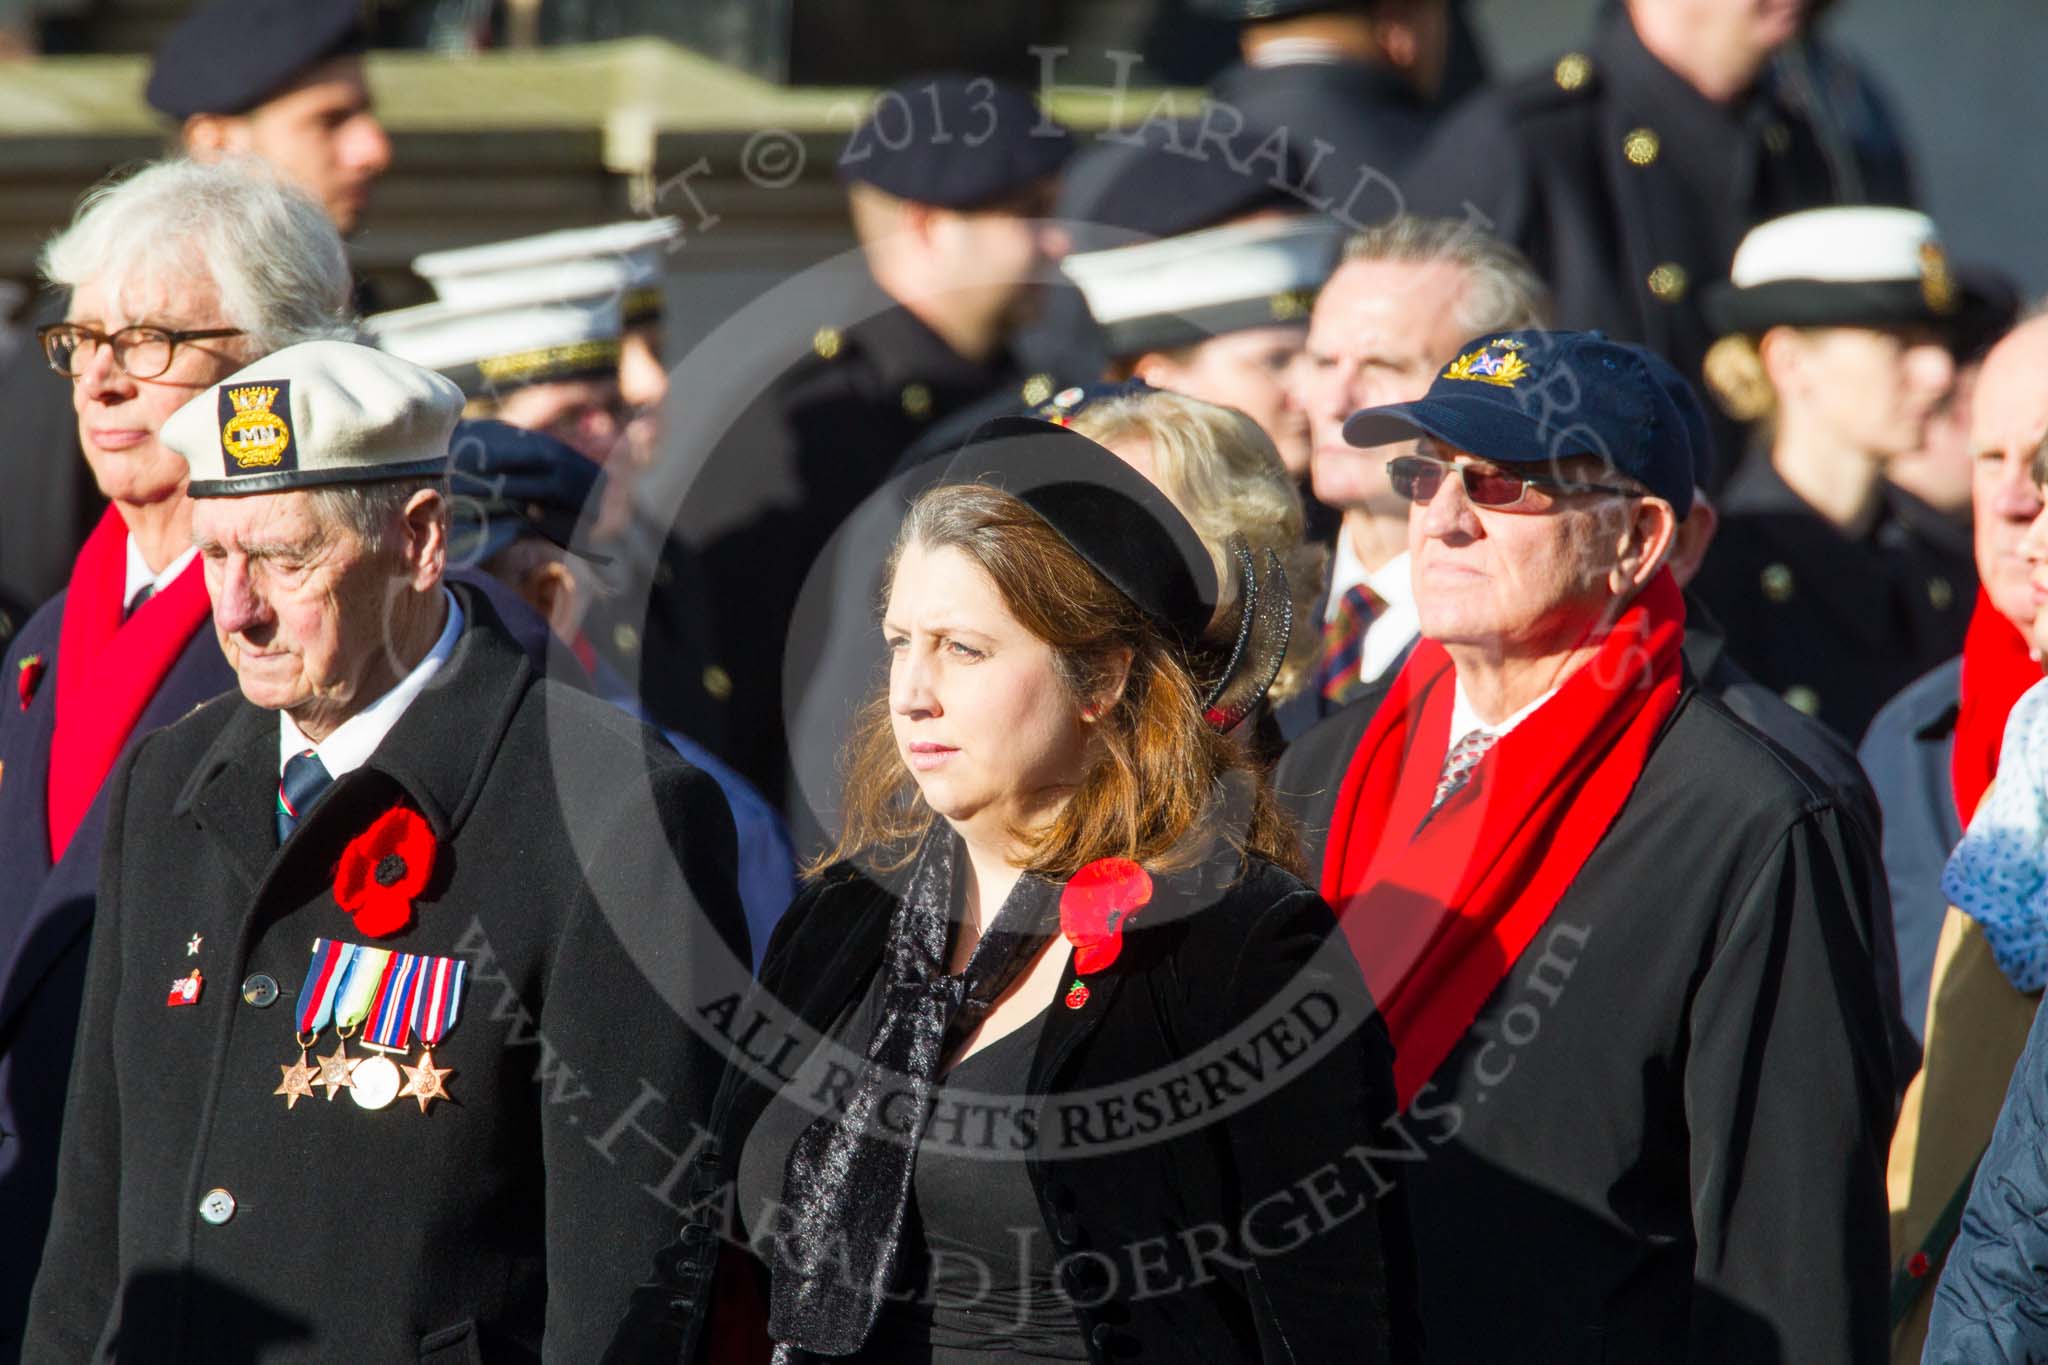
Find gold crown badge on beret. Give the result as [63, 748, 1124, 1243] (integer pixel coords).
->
[162, 340, 465, 498]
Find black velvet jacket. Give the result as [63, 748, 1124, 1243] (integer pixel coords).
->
[607, 845, 1421, 1364]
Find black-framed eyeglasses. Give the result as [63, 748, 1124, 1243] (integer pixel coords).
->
[37, 322, 246, 380]
[1387, 453, 1639, 511]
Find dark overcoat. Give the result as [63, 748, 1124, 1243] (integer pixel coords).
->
[22, 587, 752, 1364]
[606, 847, 1422, 1364]
[1275, 677, 1897, 1364]
[0, 590, 235, 1358]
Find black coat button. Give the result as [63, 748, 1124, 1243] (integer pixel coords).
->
[1090, 1323, 1115, 1349]
[241, 974, 279, 1007]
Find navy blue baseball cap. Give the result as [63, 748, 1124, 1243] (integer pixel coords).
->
[1341, 329, 1695, 518]
[147, 0, 365, 119]
[446, 420, 608, 569]
[837, 73, 1073, 209]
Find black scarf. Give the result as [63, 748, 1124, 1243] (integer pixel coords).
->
[768, 831, 1056, 1359]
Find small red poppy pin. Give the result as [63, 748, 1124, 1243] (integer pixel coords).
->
[1059, 858, 1153, 1004]
[1906, 1251, 1931, 1279]
[16, 654, 44, 711]
[333, 804, 435, 938]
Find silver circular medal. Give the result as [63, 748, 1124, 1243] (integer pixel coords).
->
[349, 1053, 401, 1110]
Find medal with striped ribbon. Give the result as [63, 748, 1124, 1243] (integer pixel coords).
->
[333, 945, 398, 1110]
[397, 954, 466, 1114]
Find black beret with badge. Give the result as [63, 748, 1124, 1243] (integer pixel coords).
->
[836, 72, 1074, 209]
[146, 0, 365, 119]
[161, 339, 465, 497]
[445, 419, 608, 569]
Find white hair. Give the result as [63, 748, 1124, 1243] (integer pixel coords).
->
[1340, 215, 1552, 337]
[39, 156, 355, 354]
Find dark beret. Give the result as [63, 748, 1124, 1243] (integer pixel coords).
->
[938, 415, 1216, 643]
[146, 0, 365, 119]
[445, 420, 607, 570]
[836, 73, 1074, 209]
[1081, 119, 1308, 239]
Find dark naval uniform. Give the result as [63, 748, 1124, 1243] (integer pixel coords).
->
[1207, 55, 1440, 210]
[23, 589, 751, 1363]
[1691, 455, 1974, 743]
[0, 592, 234, 1358]
[1276, 674, 1896, 1364]
[1404, 8, 1913, 484]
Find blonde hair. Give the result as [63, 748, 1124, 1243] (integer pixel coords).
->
[1068, 391, 1326, 702]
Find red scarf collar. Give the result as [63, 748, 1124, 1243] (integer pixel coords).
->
[1951, 588, 2039, 823]
[47, 505, 212, 862]
[1320, 570, 1686, 1106]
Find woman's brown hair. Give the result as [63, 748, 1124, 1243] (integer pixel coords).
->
[819, 482, 1304, 882]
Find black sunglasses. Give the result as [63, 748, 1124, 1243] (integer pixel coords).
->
[1387, 453, 1638, 511]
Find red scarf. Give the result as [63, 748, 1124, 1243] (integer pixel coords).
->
[1320, 570, 1686, 1105]
[1951, 588, 2040, 823]
[47, 506, 213, 862]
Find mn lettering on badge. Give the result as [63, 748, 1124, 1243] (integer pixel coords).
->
[217, 379, 297, 476]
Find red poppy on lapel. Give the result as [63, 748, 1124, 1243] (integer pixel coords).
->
[17, 654, 45, 711]
[334, 805, 435, 937]
[1060, 857, 1153, 975]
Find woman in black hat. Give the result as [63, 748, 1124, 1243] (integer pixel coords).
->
[607, 418, 1414, 1363]
[1692, 205, 1983, 741]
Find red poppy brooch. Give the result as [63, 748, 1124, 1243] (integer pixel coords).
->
[1060, 857, 1152, 1009]
[16, 654, 44, 711]
[333, 805, 435, 938]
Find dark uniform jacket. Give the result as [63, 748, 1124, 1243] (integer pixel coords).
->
[1692, 455, 1974, 743]
[23, 587, 751, 1364]
[1403, 8, 1912, 485]
[656, 282, 1028, 808]
[607, 846, 1421, 1364]
[0, 292, 102, 610]
[0, 593, 235, 1359]
[1275, 677, 1896, 1364]
[1208, 57, 1439, 213]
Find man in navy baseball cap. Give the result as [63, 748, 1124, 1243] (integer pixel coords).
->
[1342, 327, 1695, 517]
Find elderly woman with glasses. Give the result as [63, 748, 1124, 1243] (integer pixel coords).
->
[0, 155, 353, 1350]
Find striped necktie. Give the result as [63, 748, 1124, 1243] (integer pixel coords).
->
[277, 749, 333, 844]
[123, 582, 155, 621]
[1316, 583, 1386, 705]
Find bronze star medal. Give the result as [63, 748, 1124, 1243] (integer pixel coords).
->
[313, 1042, 359, 1100]
[274, 1049, 318, 1110]
[397, 1050, 454, 1114]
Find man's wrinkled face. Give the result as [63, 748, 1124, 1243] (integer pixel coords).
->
[1408, 441, 1627, 656]
[1970, 322, 2048, 630]
[210, 55, 391, 233]
[194, 490, 412, 735]
[1299, 258, 1474, 515]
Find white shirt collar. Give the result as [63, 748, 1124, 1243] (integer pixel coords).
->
[1325, 533, 1420, 687]
[123, 535, 199, 611]
[278, 589, 463, 780]
[1448, 678, 1561, 751]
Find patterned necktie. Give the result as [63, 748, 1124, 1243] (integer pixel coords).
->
[1430, 729, 1500, 814]
[276, 749, 333, 844]
[1316, 583, 1386, 704]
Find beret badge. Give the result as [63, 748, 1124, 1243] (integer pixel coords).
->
[1443, 338, 1530, 389]
[219, 380, 295, 472]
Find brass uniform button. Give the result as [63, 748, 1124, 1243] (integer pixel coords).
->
[1763, 122, 1792, 155]
[901, 383, 933, 420]
[241, 974, 279, 1008]
[1760, 563, 1795, 602]
[1646, 263, 1689, 303]
[1268, 289, 1311, 321]
[198, 1188, 237, 1226]
[1623, 127, 1660, 166]
[1930, 576, 1955, 611]
[1553, 52, 1592, 91]
[811, 326, 842, 361]
[612, 623, 641, 655]
[702, 665, 733, 701]
[1020, 373, 1054, 407]
[1783, 685, 1821, 717]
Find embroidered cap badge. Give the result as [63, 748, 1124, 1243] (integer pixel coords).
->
[1443, 337, 1530, 388]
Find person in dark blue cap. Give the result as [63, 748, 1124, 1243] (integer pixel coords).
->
[447, 420, 796, 961]
[661, 73, 1073, 813]
[1275, 327, 1896, 1364]
[147, 0, 390, 235]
